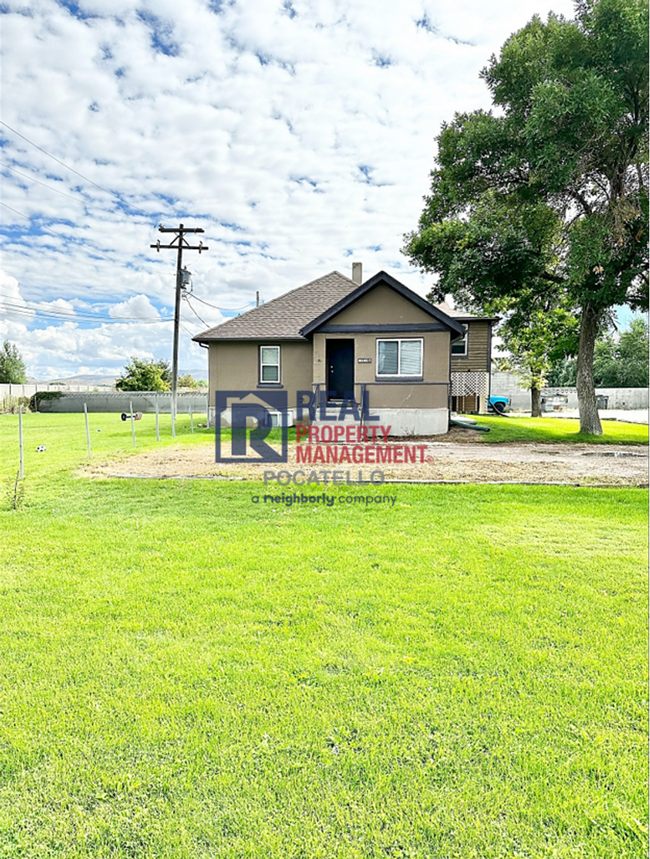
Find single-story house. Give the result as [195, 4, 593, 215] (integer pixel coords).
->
[194, 266, 497, 435]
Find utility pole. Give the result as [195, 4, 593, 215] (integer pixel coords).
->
[151, 223, 208, 423]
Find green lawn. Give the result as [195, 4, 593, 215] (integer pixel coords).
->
[460, 414, 649, 445]
[0, 414, 647, 858]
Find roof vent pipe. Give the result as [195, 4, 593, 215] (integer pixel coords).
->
[351, 262, 362, 285]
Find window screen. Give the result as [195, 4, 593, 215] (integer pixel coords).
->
[377, 339, 422, 376]
[260, 346, 280, 382]
[399, 340, 422, 374]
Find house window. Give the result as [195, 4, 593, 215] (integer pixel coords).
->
[451, 330, 468, 356]
[260, 345, 280, 383]
[376, 338, 423, 377]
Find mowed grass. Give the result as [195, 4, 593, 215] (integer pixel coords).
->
[463, 415, 648, 445]
[0, 412, 296, 487]
[0, 414, 647, 858]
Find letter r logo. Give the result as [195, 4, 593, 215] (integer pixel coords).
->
[215, 390, 289, 463]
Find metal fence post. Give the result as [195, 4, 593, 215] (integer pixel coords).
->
[18, 405, 24, 478]
[155, 397, 160, 442]
[171, 396, 176, 439]
[190, 402, 194, 433]
[84, 403, 91, 457]
[129, 400, 136, 448]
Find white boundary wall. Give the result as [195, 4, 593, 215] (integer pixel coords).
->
[0, 383, 107, 398]
[491, 371, 648, 411]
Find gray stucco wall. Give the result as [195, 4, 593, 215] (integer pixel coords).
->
[209, 339, 313, 409]
[491, 371, 649, 411]
[312, 283, 452, 412]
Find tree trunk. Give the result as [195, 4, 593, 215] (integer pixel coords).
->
[531, 386, 542, 417]
[576, 305, 603, 435]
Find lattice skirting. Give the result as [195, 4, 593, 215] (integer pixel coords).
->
[451, 372, 489, 398]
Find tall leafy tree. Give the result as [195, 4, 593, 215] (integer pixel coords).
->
[116, 358, 171, 392]
[592, 316, 649, 385]
[490, 296, 578, 415]
[177, 374, 200, 389]
[612, 317, 649, 386]
[548, 316, 649, 386]
[156, 360, 172, 388]
[405, 0, 648, 434]
[0, 340, 28, 384]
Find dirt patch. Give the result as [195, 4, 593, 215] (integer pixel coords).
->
[84, 440, 649, 487]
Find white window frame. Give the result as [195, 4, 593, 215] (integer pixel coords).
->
[376, 338, 423, 378]
[451, 330, 468, 356]
[259, 345, 281, 384]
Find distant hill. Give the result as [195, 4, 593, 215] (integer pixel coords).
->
[179, 369, 208, 380]
[40, 369, 207, 386]
[46, 375, 117, 386]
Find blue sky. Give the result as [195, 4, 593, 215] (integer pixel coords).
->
[2, 0, 626, 380]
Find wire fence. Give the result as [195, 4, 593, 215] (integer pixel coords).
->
[6, 401, 210, 480]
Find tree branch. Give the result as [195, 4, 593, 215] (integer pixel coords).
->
[540, 272, 567, 285]
[570, 190, 593, 215]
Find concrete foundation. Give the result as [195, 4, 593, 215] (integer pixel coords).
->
[214, 407, 448, 436]
[364, 408, 448, 437]
[217, 408, 296, 428]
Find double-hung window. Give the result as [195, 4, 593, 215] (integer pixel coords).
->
[260, 345, 280, 383]
[376, 338, 423, 377]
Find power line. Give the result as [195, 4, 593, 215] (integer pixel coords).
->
[180, 321, 199, 338]
[190, 292, 255, 313]
[0, 160, 122, 213]
[1, 199, 152, 259]
[1, 201, 175, 289]
[183, 294, 209, 327]
[1, 298, 172, 323]
[0, 200, 109, 248]
[0, 119, 157, 220]
[2, 306, 171, 325]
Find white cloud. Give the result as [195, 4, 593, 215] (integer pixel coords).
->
[0, 0, 575, 377]
[0, 274, 208, 379]
[108, 294, 161, 319]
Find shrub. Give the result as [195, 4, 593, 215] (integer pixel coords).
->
[0, 395, 31, 414]
[29, 390, 63, 412]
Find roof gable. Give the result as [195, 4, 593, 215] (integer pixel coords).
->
[300, 271, 466, 338]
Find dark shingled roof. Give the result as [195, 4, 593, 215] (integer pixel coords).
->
[193, 271, 357, 342]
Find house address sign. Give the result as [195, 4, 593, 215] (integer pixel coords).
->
[358, 358, 372, 363]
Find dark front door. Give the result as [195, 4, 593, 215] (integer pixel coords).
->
[327, 339, 354, 399]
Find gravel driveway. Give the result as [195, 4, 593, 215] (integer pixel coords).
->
[87, 439, 649, 487]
